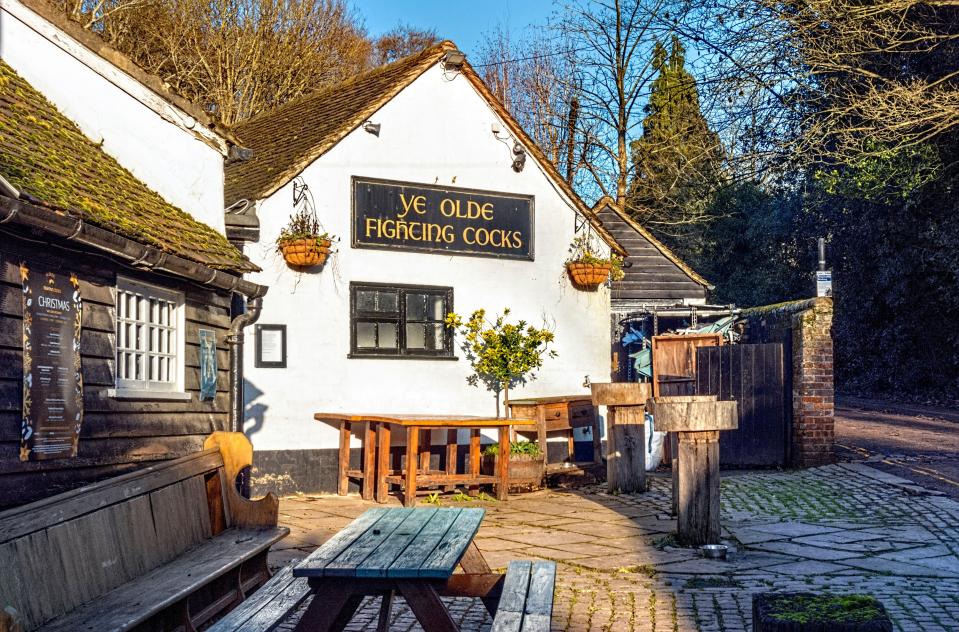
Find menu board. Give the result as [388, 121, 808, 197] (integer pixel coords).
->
[20, 262, 84, 461]
[198, 329, 217, 401]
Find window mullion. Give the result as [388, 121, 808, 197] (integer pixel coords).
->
[398, 289, 408, 354]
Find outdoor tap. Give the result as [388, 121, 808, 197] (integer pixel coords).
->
[582, 375, 591, 388]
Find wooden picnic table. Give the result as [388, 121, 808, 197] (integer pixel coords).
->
[315, 413, 536, 506]
[292, 507, 501, 632]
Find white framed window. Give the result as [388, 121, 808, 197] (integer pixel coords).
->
[114, 277, 186, 396]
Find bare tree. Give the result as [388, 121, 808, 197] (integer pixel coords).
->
[55, 0, 150, 29]
[476, 25, 582, 182]
[371, 24, 439, 66]
[60, 0, 371, 125]
[556, 0, 692, 207]
[684, 0, 959, 170]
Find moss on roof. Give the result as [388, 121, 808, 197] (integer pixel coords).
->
[0, 61, 256, 273]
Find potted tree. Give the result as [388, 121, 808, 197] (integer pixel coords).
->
[445, 308, 557, 418]
[565, 233, 624, 289]
[275, 206, 335, 268]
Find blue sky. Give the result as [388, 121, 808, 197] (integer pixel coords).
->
[351, 0, 556, 56]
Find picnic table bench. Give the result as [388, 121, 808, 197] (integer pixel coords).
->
[0, 431, 288, 632]
[209, 507, 556, 631]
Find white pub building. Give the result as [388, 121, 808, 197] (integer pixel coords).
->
[228, 42, 629, 494]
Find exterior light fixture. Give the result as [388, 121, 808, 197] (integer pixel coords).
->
[363, 121, 381, 136]
[443, 49, 466, 70]
[511, 142, 527, 172]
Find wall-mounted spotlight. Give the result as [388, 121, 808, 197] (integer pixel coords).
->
[443, 49, 466, 71]
[511, 142, 527, 172]
[363, 121, 381, 136]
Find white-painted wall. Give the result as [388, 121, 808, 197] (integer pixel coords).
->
[0, 0, 227, 233]
[242, 63, 613, 452]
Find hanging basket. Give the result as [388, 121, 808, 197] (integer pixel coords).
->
[280, 237, 331, 268]
[567, 262, 611, 288]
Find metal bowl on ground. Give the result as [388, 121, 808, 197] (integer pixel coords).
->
[701, 544, 728, 560]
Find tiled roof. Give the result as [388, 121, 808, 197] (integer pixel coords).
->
[226, 41, 455, 205]
[0, 61, 257, 273]
[225, 41, 626, 256]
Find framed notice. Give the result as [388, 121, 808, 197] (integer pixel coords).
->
[19, 262, 83, 461]
[352, 177, 534, 260]
[198, 329, 217, 401]
[255, 324, 286, 368]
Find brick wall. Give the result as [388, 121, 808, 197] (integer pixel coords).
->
[741, 298, 835, 468]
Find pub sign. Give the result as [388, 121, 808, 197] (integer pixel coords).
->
[352, 177, 534, 260]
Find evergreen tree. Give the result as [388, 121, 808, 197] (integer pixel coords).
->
[627, 36, 724, 255]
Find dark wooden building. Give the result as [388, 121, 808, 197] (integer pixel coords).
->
[0, 60, 265, 508]
[594, 197, 711, 311]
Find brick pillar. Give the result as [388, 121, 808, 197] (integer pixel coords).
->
[790, 298, 834, 467]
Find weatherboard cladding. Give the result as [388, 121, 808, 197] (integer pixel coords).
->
[0, 61, 256, 273]
[597, 207, 707, 303]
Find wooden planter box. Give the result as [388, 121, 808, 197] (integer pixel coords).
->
[279, 238, 331, 268]
[481, 453, 545, 492]
[752, 593, 893, 632]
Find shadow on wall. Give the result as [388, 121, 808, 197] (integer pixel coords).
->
[243, 378, 268, 440]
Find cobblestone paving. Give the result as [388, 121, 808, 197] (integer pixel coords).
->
[268, 464, 959, 631]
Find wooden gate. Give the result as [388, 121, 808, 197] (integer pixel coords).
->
[695, 343, 787, 467]
[651, 334, 723, 397]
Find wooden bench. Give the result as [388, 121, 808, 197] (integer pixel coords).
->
[207, 559, 556, 631]
[491, 561, 556, 632]
[0, 431, 288, 632]
[206, 564, 309, 632]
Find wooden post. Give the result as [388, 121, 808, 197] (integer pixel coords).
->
[676, 430, 721, 544]
[376, 423, 391, 503]
[605, 407, 616, 486]
[590, 383, 652, 494]
[338, 421, 351, 496]
[496, 425, 510, 500]
[608, 405, 646, 493]
[469, 429, 481, 494]
[419, 430, 432, 473]
[646, 396, 738, 546]
[362, 422, 375, 501]
[670, 433, 679, 516]
[405, 426, 419, 507]
[445, 429, 458, 492]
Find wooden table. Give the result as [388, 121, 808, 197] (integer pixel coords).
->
[506, 395, 602, 472]
[314, 413, 535, 506]
[292, 507, 500, 632]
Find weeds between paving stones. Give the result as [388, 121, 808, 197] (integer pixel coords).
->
[685, 576, 742, 590]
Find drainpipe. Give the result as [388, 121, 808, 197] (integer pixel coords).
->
[228, 296, 263, 433]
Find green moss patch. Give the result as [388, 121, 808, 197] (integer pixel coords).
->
[0, 61, 254, 273]
[754, 592, 891, 630]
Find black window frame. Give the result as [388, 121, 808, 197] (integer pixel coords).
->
[349, 282, 455, 359]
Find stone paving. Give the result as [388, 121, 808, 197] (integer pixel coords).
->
[268, 463, 959, 631]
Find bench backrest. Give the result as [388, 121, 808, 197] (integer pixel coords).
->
[0, 448, 231, 629]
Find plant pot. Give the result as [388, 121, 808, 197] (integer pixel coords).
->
[752, 592, 892, 632]
[280, 238, 331, 268]
[567, 262, 611, 289]
[481, 453, 545, 493]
